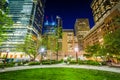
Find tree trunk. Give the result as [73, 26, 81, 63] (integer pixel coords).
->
[40, 55, 43, 64]
[56, 51, 58, 61]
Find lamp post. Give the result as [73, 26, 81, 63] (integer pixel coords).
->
[39, 47, 45, 64]
[74, 47, 78, 63]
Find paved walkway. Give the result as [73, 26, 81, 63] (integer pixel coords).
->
[0, 63, 120, 73]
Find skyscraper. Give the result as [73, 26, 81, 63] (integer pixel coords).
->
[0, 0, 45, 58]
[43, 16, 57, 35]
[91, 0, 119, 24]
[31, 0, 45, 37]
[74, 18, 90, 54]
[83, 1, 120, 49]
[43, 16, 63, 60]
[56, 16, 62, 27]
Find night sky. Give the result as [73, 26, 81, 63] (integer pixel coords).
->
[44, 0, 94, 29]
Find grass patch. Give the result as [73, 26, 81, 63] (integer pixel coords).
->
[0, 68, 120, 80]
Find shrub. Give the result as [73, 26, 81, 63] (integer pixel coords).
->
[78, 60, 102, 66]
[69, 61, 77, 64]
[17, 62, 24, 66]
[28, 62, 40, 65]
[60, 59, 64, 62]
[42, 60, 62, 64]
[56, 60, 63, 63]
[78, 60, 86, 64]
[101, 61, 107, 65]
[0, 63, 15, 68]
[42, 61, 50, 65]
[85, 60, 101, 66]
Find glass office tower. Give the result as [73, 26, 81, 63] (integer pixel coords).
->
[0, 0, 33, 52]
[0, 0, 45, 56]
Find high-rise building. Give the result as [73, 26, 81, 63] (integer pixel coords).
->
[43, 16, 63, 35]
[31, 0, 46, 38]
[83, 1, 120, 49]
[56, 16, 62, 27]
[0, 0, 46, 58]
[43, 20, 56, 35]
[74, 18, 90, 54]
[91, 0, 119, 24]
[43, 16, 63, 60]
[62, 29, 78, 58]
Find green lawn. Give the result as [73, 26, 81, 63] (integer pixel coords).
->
[0, 68, 120, 80]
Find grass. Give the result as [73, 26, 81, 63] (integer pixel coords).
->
[0, 68, 120, 80]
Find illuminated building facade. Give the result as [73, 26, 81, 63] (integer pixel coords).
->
[62, 29, 79, 58]
[91, 0, 119, 24]
[0, 0, 45, 58]
[43, 16, 57, 35]
[74, 18, 90, 54]
[43, 16, 63, 35]
[83, 1, 120, 49]
[43, 16, 63, 60]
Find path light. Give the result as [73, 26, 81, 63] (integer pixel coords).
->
[40, 48, 45, 53]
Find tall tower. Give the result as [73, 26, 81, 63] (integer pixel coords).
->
[43, 16, 63, 60]
[43, 16, 56, 35]
[56, 16, 62, 27]
[83, 1, 120, 49]
[0, 0, 46, 58]
[31, 0, 46, 37]
[91, 0, 120, 24]
[74, 18, 90, 54]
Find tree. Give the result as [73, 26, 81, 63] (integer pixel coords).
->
[103, 15, 120, 62]
[85, 44, 100, 55]
[54, 26, 62, 60]
[43, 26, 62, 61]
[0, 0, 13, 60]
[0, 0, 13, 43]
[111, 16, 120, 26]
[16, 34, 42, 61]
[0, 0, 6, 9]
[104, 28, 120, 56]
[85, 44, 106, 61]
[104, 15, 120, 55]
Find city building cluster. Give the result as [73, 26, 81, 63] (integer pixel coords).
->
[0, 0, 120, 61]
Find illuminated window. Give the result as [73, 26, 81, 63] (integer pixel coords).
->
[10, 55, 13, 58]
[14, 55, 17, 58]
[20, 54, 23, 58]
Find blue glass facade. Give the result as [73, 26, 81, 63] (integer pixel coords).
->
[0, 0, 45, 52]
[43, 16, 62, 35]
[43, 19, 57, 35]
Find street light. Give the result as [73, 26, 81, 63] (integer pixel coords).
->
[74, 47, 79, 63]
[38, 47, 45, 64]
[40, 48, 45, 53]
